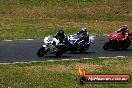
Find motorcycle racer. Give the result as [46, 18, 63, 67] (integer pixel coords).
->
[54, 29, 66, 43]
[74, 27, 89, 47]
[103, 25, 132, 50]
[115, 25, 129, 40]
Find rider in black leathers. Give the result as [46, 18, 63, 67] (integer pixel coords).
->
[54, 29, 66, 43]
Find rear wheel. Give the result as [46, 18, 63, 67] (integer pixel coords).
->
[121, 40, 131, 50]
[103, 42, 110, 50]
[79, 46, 86, 53]
[78, 42, 88, 52]
[37, 47, 48, 57]
[55, 45, 67, 57]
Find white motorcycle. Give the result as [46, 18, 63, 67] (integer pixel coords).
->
[37, 36, 67, 57]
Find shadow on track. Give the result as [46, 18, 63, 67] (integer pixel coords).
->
[69, 51, 96, 54]
[105, 49, 132, 52]
[37, 51, 96, 59]
[40, 55, 71, 59]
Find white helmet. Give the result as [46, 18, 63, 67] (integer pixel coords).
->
[81, 27, 87, 31]
[122, 25, 128, 28]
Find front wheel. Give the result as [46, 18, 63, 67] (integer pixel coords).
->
[37, 47, 48, 57]
[103, 42, 110, 50]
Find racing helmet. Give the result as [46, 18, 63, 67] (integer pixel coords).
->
[81, 27, 87, 32]
[58, 30, 64, 36]
[121, 25, 128, 29]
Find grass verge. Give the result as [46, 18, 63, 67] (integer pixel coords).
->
[0, 0, 132, 40]
[0, 56, 132, 88]
[0, 19, 132, 40]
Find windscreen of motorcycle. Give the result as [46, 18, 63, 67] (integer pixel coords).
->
[68, 35, 80, 44]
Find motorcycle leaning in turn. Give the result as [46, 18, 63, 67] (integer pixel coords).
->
[103, 32, 132, 50]
[37, 35, 68, 57]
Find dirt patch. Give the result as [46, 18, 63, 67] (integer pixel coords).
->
[127, 13, 132, 17]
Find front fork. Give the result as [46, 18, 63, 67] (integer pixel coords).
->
[43, 45, 50, 51]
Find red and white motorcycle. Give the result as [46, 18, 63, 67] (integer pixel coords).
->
[103, 32, 132, 50]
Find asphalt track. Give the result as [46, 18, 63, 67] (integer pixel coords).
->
[0, 37, 132, 63]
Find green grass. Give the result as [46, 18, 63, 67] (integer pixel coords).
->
[0, 57, 132, 88]
[0, 19, 131, 40]
[0, 0, 132, 40]
[0, 1, 132, 88]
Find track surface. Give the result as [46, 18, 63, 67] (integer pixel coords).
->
[0, 37, 132, 63]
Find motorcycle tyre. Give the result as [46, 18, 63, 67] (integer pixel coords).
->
[37, 47, 48, 57]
